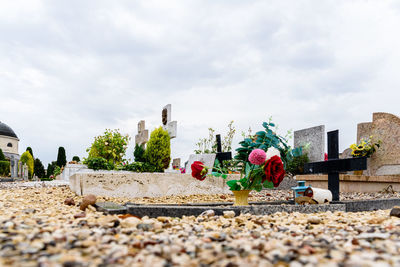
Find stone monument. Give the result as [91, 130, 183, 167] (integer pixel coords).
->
[172, 158, 181, 168]
[356, 112, 400, 176]
[294, 125, 325, 162]
[135, 120, 149, 147]
[162, 104, 177, 139]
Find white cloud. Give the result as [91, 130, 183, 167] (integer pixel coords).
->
[0, 0, 400, 166]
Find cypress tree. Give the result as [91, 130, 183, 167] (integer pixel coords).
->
[72, 156, 80, 162]
[34, 158, 46, 178]
[56, 147, 67, 167]
[0, 148, 5, 161]
[26, 147, 33, 158]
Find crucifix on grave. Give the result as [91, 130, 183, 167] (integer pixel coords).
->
[162, 104, 177, 139]
[304, 130, 367, 201]
[135, 120, 149, 147]
[215, 134, 232, 163]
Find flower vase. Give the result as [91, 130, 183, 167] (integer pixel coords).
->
[232, 190, 251, 206]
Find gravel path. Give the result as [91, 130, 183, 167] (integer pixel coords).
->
[0, 184, 400, 266]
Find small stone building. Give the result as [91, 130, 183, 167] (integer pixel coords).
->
[0, 121, 20, 177]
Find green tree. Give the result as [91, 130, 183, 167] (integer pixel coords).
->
[26, 147, 33, 159]
[0, 148, 5, 161]
[20, 151, 34, 178]
[145, 127, 171, 171]
[34, 158, 46, 178]
[0, 148, 9, 177]
[134, 144, 146, 162]
[47, 161, 57, 177]
[57, 147, 66, 167]
[86, 129, 130, 165]
[72, 156, 80, 162]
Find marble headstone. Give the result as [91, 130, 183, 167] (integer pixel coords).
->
[162, 104, 177, 139]
[186, 154, 216, 175]
[135, 120, 149, 147]
[294, 125, 325, 162]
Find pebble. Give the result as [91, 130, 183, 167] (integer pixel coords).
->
[223, 211, 236, 218]
[307, 216, 322, 224]
[64, 197, 75, 206]
[80, 194, 97, 211]
[0, 182, 399, 266]
[389, 206, 400, 217]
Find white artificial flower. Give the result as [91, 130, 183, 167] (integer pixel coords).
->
[266, 147, 281, 160]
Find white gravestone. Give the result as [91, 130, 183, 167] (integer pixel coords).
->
[162, 104, 177, 138]
[135, 120, 149, 147]
[186, 154, 216, 175]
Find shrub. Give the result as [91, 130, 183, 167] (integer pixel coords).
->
[34, 158, 46, 178]
[0, 161, 10, 177]
[57, 147, 67, 167]
[53, 166, 61, 177]
[0, 148, 6, 161]
[20, 151, 34, 178]
[72, 156, 80, 162]
[134, 144, 146, 162]
[26, 147, 33, 158]
[86, 129, 130, 165]
[85, 157, 114, 171]
[122, 162, 157, 173]
[145, 127, 171, 172]
[286, 153, 310, 176]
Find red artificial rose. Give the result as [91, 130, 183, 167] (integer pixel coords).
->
[263, 155, 285, 187]
[191, 161, 208, 181]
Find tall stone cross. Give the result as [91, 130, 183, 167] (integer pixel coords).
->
[162, 104, 177, 139]
[135, 120, 149, 147]
[304, 130, 367, 201]
[215, 134, 232, 163]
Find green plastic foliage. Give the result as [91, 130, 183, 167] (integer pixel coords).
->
[235, 121, 300, 172]
[145, 127, 171, 171]
[34, 158, 46, 178]
[72, 156, 80, 162]
[57, 147, 67, 167]
[0, 148, 5, 161]
[20, 151, 34, 178]
[134, 144, 146, 162]
[86, 129, 130, 165]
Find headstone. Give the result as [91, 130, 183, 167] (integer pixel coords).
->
[162, 104, 177, 138]
[186, 154, 216, 175]
[135, 120, 149, 147]
[304, 130, 367, 201]
[294, 125, 325, 162]
[356, 112, 400, 175]
[172, 158, 181, 168]
[23, 164, 28, 181]
[215, 134, 232, 163]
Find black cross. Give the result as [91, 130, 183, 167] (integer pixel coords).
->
[215, 134, 232, 162]
[304, 130, 367, 201]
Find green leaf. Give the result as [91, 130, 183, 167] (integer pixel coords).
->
[263, 180, 274, 189]
[212, 172, 222, 177]
[227, 179, 241, 191]
[245, 162, 251, 177]
[254, 184, 262, 192]
[221, 174, 227, 179]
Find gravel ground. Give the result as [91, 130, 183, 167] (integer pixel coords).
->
[1, 183, 400, 266]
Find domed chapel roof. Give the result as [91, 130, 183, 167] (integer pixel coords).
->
[0, 121, 18, 139]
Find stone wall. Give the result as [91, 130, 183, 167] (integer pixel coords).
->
[70, 172, 240, 198]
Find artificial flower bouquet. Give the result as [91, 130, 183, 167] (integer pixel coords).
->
[350, 136, 381, 158]
[191, 120, 301, 192]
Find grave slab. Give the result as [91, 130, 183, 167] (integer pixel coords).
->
[125, 203, 346, 218]
[95, 202, 127, 214]
[70, 172, 239, 198]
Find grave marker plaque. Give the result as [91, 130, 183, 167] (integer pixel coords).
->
[304, 130, 367, 201]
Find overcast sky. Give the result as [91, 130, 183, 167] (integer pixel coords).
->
[1, 0, 400, 166]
